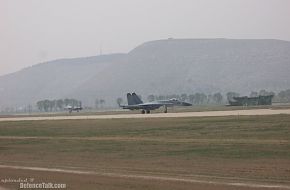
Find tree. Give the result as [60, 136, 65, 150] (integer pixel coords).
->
[147, 95, 155, 102]
[72, 99, 79, 107]
[226, 92, 240, 102]
[278, 89, 290, 102]
[180, 94, 188, 102]
[116, 97, 123, 106]
[213, 93, 223, 104]
[100, 99, 105, 108]
[49, 100, 56, 111]
[250, 91, 258, 97]
[95, 99, 100, 109]
[138, 95, 142, 101]
[259, 89, 275, 96]
[43, 100, 50, 112]
[200, 93, 207, 105]
[188, 94, 195, 104]
[207, 94, 212, 104]
[37, 101, 44, 111]
[78, 101, 82, 107]
[64, 98, 70, 106]
[156, 95, 165, 100]
[37, 98, 81, 112]
[27, 104, 32, 114]
[56, 99, 64, 110]
[193, 93, 207, 105]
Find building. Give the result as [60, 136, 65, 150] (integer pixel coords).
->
[229, 95, 274, 106]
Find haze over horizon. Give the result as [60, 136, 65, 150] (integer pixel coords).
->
[1, 0, 290, 76]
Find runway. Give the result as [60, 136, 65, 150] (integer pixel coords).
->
[0, 108, 290, 122]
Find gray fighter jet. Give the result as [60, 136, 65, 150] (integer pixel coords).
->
[120, 93, 192, 114]
[64, 102, 83, 113]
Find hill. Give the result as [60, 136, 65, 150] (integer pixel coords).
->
[0, 39, 290, 108]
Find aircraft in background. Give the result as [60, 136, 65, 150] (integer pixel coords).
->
[64, 103, 83, 113]
[120, 93, 192, 114]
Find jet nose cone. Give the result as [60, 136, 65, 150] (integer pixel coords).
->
[182, 102, 192, 106]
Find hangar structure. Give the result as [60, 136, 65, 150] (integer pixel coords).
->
[229, 95, 274, 106]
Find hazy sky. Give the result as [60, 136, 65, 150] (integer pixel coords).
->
[1, 0, 290, 76]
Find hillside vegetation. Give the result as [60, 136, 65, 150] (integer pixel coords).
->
[0, 39, 290, 107]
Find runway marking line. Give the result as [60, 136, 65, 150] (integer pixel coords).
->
[0, 165, 290, 189]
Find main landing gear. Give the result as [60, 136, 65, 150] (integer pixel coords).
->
[164, 105, 168, 113]
[141, 110, 151, 114]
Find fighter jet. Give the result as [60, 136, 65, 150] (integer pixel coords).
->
[64, 102, 83, 113]
[120, 93, 192, 114]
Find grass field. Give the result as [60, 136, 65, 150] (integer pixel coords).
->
[0, 115, 290, 189]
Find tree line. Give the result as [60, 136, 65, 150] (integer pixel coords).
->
[116, 89, 290, 106]
[3, 89, 289, 114]
[146, 92, 224, 105]
[36, 99, 81, 112]
[277, 89, 290, 102]
[94, 98, 106, 109]
[33, 88, 290, 112]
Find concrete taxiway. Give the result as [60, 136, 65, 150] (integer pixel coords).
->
[0, 108, 290, 122]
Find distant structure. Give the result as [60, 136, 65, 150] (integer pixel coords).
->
[229, 95, 274, 106]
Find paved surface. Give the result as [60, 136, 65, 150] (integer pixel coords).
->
[0, 108, 290, 122]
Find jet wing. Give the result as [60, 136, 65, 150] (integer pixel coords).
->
[138, 102, 173, 106]
[120, 102, 173, 110]
[137, 102, 173, 109]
